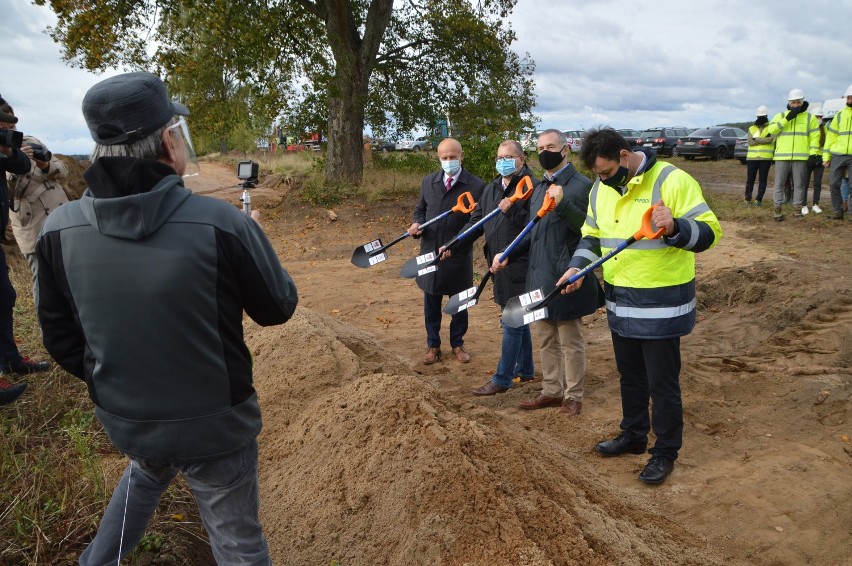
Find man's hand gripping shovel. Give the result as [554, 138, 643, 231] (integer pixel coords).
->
[501, 205, 665, 328]
[351, 192, 476, 268]
[400, 176, 535, 278]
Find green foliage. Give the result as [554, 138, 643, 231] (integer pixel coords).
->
[457, 136, 503, 183]
[372, 151, 435, 175]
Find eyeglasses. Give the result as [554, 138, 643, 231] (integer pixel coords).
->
[497, 155, 520, 160]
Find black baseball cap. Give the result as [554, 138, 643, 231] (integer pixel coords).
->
[82, 72, 189, 145]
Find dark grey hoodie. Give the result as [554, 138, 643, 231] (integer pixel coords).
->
[36, 157, 298, 462]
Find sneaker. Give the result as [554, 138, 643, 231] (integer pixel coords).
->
[773, 206, 784, 222]
[1, 357, 51, 375]
[0, 377, 27, 405]
[801, 206, 809, 216]
[753, 200, 763, 207]
[812, 204, 822, 214]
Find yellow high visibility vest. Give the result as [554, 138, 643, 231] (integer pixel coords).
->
[747, 124, 774, 160]
[766, 111, 820, 160]
[824, 106, 852, 159]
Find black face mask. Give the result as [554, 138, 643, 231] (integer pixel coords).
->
[847, 102, 852, 108]
[600, 165, 629, 188]
[538, 148, 565, 171]
[755, 116, 769, 126]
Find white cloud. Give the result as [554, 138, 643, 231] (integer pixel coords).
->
[1, 0, 850, 154]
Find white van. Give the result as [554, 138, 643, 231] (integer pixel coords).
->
[822, 98, 846, 120]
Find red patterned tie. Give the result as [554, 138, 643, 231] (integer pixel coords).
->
[446, 176, 453, 192]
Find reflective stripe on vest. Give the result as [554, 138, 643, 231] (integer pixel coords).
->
[747, 125, 774, 160]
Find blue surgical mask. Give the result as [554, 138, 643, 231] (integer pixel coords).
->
[441, 159, 461, 176]
[495, 158, 517, 177]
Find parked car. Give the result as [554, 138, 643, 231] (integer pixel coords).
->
[734, 138, 749, 164]
[676, 126, 748, 161]
[520, 130, 541, 154]
[370, 138, 396, 152]
[563, 129, 586, 154]
[396, 137, 432, 151]
[637, 127, 693, 156]
[617, 129, 643, 148]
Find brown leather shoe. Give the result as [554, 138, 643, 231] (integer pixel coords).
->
[559, 399, 582, 415]
[471, 382, 510, 396]
[518, 394, 563, 410]
[423, 347, 441, 365]
[452, 345, 471, 363]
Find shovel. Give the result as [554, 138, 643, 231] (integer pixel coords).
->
[442, 270, 493, 314]
[351, 192, 476, 268]
[400, 176, 535, 278]
[502, 205, 665, 328]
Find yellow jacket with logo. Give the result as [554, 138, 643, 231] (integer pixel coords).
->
[823, 106, 852, 159]
[765, 110, 821, 160]
[746, 124, 775, 160]
[568, 156, 722, 339]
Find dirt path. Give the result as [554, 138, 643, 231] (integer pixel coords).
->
[194, 161, 851, 566]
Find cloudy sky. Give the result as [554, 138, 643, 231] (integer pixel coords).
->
[1, 0, 850, 155]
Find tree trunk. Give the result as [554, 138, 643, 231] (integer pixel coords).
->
[325, 70, 367, 184]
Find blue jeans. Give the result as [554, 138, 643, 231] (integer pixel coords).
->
[842, 176, 850, 203]
[491, 319, 534, 388]
[80, 439, 270, 566]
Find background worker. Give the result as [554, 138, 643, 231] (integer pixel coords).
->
[459, 140, 536, 396]
[803, 103, 825, 214]
[408, 138, 485, 365]
[559, 128, 721, 484]
[493, 129, 604, 415]
[0, 94, 51, 406]
[743, 105, 775, 206]
[765, 88, 821, 220]
[0, 101, 70, 288]
[823, 84, 852, 220]
[36, 72, 299, 564]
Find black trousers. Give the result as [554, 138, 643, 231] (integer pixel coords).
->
[424, 292, 467, 349]
[745, 160, 772, 202]
[611, 332, 683, 461]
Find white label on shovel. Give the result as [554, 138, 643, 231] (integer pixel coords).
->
[418, 265, 437, 276]
[459, 286, 476, 300]
[458, 302, 469, 312]
[368, 253, 387, 265]
[363, 239, 382, 252]
[466, 299, 478, 309]
[416, 252, 435, 265]
[523, 307, 548, 325]
[519, 289, 542, 307]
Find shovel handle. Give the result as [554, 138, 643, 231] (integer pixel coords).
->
[536, 193, 556, 218]
[508, 176, 535, 203]
[633, 205, 665, 240]
[451, 191, 477, 214]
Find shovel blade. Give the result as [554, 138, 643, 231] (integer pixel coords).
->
[351, 239, 386, 268]
[443, 285, 478, 314]
[501, 288, 548, 328]
[400, 252, 437, 279]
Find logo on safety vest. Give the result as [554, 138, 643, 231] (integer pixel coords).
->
[634, 198, 650, 204]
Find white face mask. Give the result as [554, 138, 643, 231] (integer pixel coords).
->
[441, 159, 461, 176]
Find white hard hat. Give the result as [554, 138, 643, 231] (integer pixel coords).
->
[845, 84, 852, 97]
[811, 102, 823, 116]
[787, 88, 805, 101]
[756, 105, 769, 116]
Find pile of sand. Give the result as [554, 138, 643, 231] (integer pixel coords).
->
[246, 309, 723, 566]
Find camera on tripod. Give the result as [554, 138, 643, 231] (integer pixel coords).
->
[28, 143, 52, 162]
[237, 160, 259, 188]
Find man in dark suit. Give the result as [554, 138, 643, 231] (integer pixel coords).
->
[408, 138, 485, 364]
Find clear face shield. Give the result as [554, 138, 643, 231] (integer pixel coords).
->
[167, 115, 200, 177]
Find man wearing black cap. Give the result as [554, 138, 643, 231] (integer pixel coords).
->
[35, 72, 298, 564]
[0, 94, 51, 406]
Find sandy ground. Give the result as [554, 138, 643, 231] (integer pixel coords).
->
[179, 161, 851, 566]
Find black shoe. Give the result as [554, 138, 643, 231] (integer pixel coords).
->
[1, 357, 51, 375]
[0, 377, 27, 405]
[638, 456, 675, 484]
[595, 434, 648, 456]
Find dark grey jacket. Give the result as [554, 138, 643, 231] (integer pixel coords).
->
[413, 167, 485, 296]
[36, 157, 298, 463]
[511, 163, 604, 320]
[459, 166, 535, 306]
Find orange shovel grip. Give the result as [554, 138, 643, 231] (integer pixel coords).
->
[451, 191, 477, 214]
[508, 175, 535, 203]
[536, 193, 556, 218]
[633, 206, 666, 240]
